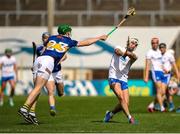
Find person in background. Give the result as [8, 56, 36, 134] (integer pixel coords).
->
[0, 48, 18, 106]
[159, 46, 179, 112]
[144, 38, 166, 112]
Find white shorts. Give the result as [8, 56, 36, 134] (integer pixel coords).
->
[33, 56, 54, 80]
[48, 71, 63, 83]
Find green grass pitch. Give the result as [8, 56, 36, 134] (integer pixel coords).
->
[0, 96, 180, 133]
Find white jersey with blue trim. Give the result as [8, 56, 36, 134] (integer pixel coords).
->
[0, 56, 16, 77]
[162, 51, 175, 72]
[108, 46, 133, 82]
[146, 49, 162, 71]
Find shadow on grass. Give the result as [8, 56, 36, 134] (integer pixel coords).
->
[16, 122, 45, 125]
[17, 122, 33, 125]
[91, 120, 125, 124]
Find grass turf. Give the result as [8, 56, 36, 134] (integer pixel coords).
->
[0, 96, 180, 133]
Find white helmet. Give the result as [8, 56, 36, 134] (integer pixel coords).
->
[129, 38, 139, 46]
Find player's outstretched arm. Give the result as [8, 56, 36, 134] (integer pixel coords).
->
[77, 35, 108, 47]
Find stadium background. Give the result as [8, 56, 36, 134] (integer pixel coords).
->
[0, 0, 180, 96]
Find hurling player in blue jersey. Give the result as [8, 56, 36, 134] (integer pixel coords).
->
[18, 24, 108, 125]
[27, 32, 67, 125]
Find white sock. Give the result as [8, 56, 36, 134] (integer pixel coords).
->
[20, 107, 28, 112]
[9, 97, 13, 101]
[128, 115, 132, 120]
[110, 112, 114, 117]
[148, 102, 154, 108]
[29, 112, 36, 116]
[0, 99, 3, 105]
[161, 106, 165, 111]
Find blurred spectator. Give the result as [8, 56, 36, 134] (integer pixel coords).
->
[0, 48, 18, 106]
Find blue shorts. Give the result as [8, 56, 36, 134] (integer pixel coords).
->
[151, 71, 171, 84]
[1, 76, 14, 82]
[108, 78, 128, 90]
[163, 73, 171, 84]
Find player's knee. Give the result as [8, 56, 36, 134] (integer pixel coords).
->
[117, 94, 124, 101]
[11, 86, 15, 90]
[56, 83, 64, 96]
[47, 89, 54, 96]
[33, 86, 43, 94]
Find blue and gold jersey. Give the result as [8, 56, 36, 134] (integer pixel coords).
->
[42, 35, 78, 72]
[42, 35, 78, 61]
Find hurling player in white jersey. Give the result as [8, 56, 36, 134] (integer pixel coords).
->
[159, 43, 179, 112]
[104, 37, 139, 124]
[18, 24, 108, 125]
[144, 37, 166, 112]
[0, 48, 18, 106]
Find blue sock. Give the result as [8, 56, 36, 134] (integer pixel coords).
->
[154, 103, 160, 110]
[169, 102, 174, 108]
[50, 106, 55, 110]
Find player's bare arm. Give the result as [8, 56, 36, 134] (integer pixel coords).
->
[77, 35, 108, 47]
[144, 59, 150, 82]
[124, 51, 138, 61]
[58, 54, 67, 64]
[14, 64, 18, 81]
[61, 54, 67, 62]
[172, 62, 180, 82]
